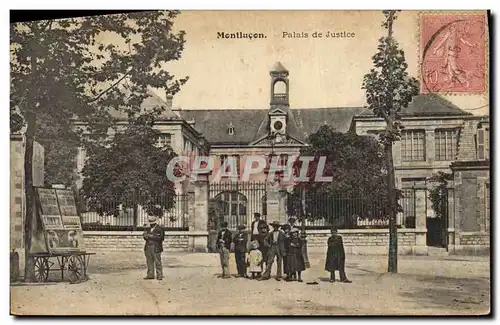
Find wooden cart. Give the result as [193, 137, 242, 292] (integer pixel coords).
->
[31, 251, 96, 284]
[32, 187, 95, 284]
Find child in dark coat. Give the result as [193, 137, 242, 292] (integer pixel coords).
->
[286, 228, 306, 282]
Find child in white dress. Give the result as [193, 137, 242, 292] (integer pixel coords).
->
[246, 240, 263, 279]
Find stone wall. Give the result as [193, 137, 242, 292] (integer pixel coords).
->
[450, 161, 490, 255]
[460, 233, 490, 246]
[83, 231, 207, 252]
[83, 229, 427, 255]
[306, 229, 426, 255]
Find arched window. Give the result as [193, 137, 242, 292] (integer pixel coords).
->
[214, 191, 248, 229]
[273, 80, 287, 94]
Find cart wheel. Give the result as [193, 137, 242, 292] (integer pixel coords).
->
[34, 257, 49, 283]
[67, 255, 85, 284]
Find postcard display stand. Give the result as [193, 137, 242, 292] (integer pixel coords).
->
[30, 187, 95, 283]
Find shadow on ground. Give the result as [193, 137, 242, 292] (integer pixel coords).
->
[398, 275, 490, 312]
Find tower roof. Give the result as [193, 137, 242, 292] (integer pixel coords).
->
[271, 61, 288, 73]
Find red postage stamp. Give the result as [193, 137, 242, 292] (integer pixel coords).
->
[420, 13, 487, 94]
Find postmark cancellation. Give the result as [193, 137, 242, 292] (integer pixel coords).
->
[419, 12, 487, 94]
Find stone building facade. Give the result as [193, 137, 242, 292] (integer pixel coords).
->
[74, 62, 490, 255]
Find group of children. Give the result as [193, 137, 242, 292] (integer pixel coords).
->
[216, 216, 351, 283]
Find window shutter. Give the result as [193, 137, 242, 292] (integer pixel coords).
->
[477, 129, 485, 160]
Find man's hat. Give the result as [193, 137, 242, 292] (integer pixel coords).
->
[253, 212, 261, 218]
[269, 220, 281, 227]
[220, 221, 228, 228]
[282, 224, 291, 230]
[290, 228, 300, 233]
[237, 224, 246, 230]
[288, 217, 296, 223]
[148, 216, 158, 223]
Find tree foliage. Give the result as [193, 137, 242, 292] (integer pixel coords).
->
[11, 11, 188, 185]
[81, 114, 178, 218]
[362, 11, 419, 145]
[361, 10, 420, 273]
[289, 125, 389, 223]
[10, 11, 188, 280]
[428, 172, 453, 219]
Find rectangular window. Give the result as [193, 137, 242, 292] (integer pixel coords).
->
[234, 155, 240, 175]
[220, 155, 228, 171]
[401, 130, 426, 161]
[157, 134, 172, 148]
[477, 125, 490, 160]
[183, 137, 193, 153]
[279, 154, 288, 166]
[220, 155, 239, 177]
[435, 129, 458, 161]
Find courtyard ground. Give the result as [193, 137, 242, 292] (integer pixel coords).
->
[10, 251, 490, 316]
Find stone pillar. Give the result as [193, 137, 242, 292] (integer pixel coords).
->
[446, 186, 456, 253]
[426, 129, 435, 163]
[191, 172, 210, 252]
[413, 187, 428, 255]
[266, 181, 287, 225]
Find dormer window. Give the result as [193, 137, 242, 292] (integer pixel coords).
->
[228, 123, 235, 135]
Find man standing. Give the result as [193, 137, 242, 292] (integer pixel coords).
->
[325, 227, 352, 283]
[261, 221, 286, 281]
[233, 224, 248, 278]
[288, 217, 297, 229]
[216, 221, 232, 278]
[251, 212, 268, 241]
[143, 216, 165, 280]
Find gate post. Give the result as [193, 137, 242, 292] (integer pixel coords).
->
[446, 186, 455, 253]
[413, 186, 428, 255]
[191, 172, 210, 252]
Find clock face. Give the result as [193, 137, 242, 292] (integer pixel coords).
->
[273, 120, 283, 131]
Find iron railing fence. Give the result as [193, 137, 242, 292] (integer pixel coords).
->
[79, 194, 189, 231]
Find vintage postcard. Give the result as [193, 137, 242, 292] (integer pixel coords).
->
[9, 10, 490, 316]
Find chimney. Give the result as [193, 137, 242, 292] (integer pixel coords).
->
[165, 94, 173, 109]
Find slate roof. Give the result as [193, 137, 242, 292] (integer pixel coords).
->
[357, 94, 472, 117]
[179, 107, 365, 145]
[108, 92, 181, 121]
[103, 93, 471, 145]
[179, 109, 267, 144]
[271, 61, 288, 73]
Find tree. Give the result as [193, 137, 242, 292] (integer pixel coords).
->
[81, 114, 177, 227]
[362, 10, 419, 273]
[289, 125, 389, 226]
[10, 11, 188, 281]
[428, 172, 453, 219]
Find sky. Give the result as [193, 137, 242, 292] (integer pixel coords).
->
[117, 10, 489, 115]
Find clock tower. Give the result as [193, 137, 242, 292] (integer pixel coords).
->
[269, 62, 289, 143]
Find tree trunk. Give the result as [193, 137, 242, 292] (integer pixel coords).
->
[23, 22, 39, 282]
[385, 142, 398, 273]
[23, 112, 36, 282]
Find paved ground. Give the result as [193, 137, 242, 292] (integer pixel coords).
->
[10, 251, 490, 316]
